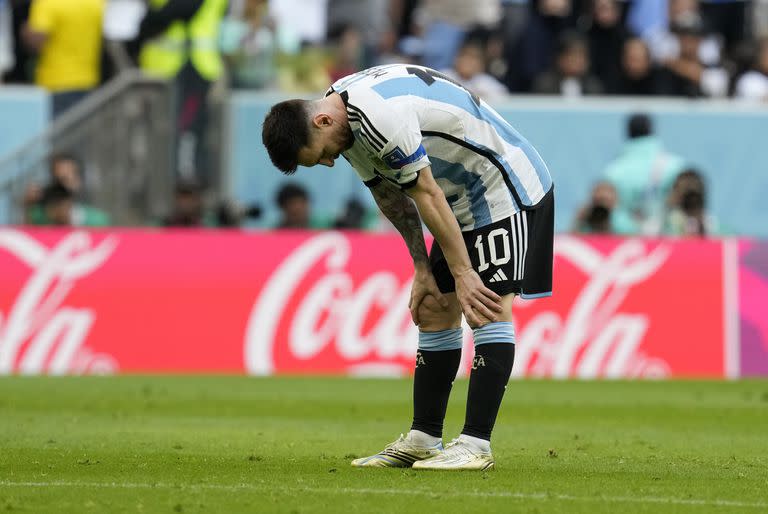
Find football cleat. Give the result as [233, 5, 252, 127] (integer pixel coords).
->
[351, 434, 443, 468]
[411, 438, 495, 471]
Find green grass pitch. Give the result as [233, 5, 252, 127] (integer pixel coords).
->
[0, 376, 766, 513]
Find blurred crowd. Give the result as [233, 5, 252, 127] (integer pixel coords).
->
[2, 0, 768, 101]
[1, 0, 759, 235]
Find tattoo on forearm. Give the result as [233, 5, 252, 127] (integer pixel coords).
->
[371, 181, 428, 265]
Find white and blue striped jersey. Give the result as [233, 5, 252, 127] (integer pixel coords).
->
[327, 64, 553, 231]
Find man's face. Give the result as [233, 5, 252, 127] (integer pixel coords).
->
[296, 115, 353, 168]
[623, 39, 650, 78]
[52, 158, 82, 193]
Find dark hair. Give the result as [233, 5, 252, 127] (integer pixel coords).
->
[627, 113, 652, 138]
[262, 99, 311, 174]
[41, 183, 74, 206]
[276, 182, 309, 208]
[557, 31, 588, 56]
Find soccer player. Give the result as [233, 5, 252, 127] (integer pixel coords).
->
[262, 64, 554, 471]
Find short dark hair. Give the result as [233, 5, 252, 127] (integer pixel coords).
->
[275, 182, 309, 208]
[262, 99, 312, 174]
[627, 113, 653, 138]
[41, 183, 74, 206]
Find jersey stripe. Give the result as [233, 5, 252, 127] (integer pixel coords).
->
[346, 103, 388, 148]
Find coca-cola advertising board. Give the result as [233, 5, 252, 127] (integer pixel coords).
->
[0, 228, 758, 378]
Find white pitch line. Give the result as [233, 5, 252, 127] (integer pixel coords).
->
[0, 480, 766, 509]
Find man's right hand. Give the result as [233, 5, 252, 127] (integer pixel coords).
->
[453, 268, 503, 326]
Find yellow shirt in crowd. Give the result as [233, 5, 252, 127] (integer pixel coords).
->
[28, 0, 104, 92]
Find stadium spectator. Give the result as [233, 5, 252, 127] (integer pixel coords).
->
[532, 31, 604, 96]
[132, 0, 227, 184]
[23, 0, 105, 117]
[572, 180, 638, 235]
[440, 37, 508, 101]
[603, 113, 687, 235]
[656, 12, 730, 97]
[614, 37, 661, 96]
[662, 168, 720, 236]
[332, 197, 373, 229]
[734, 38, 768, 101]
[23, 153, 110, 226]
[275, 182, 316, 229]
[700, 0, 748, 54]
[327, 24, 365, 83]
[326, 0, 390, 68]
[4, 0, 32, 84]
[583, 0, 627, 94]
[219, 0, 277, 89]
[163, 180, 211, 227]
[419, 0, 502, 72]
[506, 0, 578, 92]
[640, 0, 722, 68]
[38, 183, 74, 226]
[0, 0, 13, 81]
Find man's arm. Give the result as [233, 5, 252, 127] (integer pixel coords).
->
[370, 178, 429, 270]
[404, 166, 502, 325]
[370, 178, 450, 325]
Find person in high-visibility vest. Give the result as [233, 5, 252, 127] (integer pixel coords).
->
[133, 0, 228, 184]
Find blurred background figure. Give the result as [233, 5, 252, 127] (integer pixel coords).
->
[327, 24, 365, 83]
[38, 182, 73, 226]
[162, 180, 208, 227]
[22, 0, 104, 117]
[584, 0, 626, 94]
[662, 168, 720, 236]
[332, 197, 374, 230]
[440, 35, 508, 100]
[0, 0, 13, 82]
[219, 0, 277, 90]
[23, 152, 110, 226]
[506, 0, 578, 92]
[326, 0, 390, 70]
[533, 31, 604, 96]
[275, 182, 315, 229]
[614, 37, 660, 95]
[419, 0, 501, 72]
[132, 0, 228, 184]
[602, 113, 687, 235]
[734, 38, 768, 101]
[572, 180, 638, 235]
[656, 12, 729, 97]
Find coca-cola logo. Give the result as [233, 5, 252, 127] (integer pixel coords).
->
[0, 230, 119, 374]
[244, 233, 674, 378]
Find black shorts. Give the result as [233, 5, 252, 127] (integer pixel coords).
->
[429, 187, 554, 299]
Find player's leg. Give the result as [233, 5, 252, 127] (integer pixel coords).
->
[415, 195, 554, 470]
[412, 296, 515, 471]
[351, 272, 462, 468]
[409, 292, 463, 445]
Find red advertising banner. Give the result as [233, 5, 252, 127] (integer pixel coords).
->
[0, 229, 731, 378]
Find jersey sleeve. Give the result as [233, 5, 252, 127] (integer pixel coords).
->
[346, 92, 430, 189]
[379, 119, 431, 189]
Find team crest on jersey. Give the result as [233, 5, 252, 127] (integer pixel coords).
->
[383, 145, 426, 170]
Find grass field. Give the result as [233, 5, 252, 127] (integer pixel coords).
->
[0, 377, 767, 513]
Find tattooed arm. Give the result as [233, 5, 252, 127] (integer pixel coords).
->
[370, 178, 429, 268]
[370, 177, 448, 324]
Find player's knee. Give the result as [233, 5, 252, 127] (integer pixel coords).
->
[417, 295, 460, 331]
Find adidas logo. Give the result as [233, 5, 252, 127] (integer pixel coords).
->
[489, 269, 508, 283]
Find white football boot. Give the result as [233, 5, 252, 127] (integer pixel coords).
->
[412, 435, 495, 471]
[351, 433, 443, 468]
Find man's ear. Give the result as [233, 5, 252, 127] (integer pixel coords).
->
[312, 113, 333, 128]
